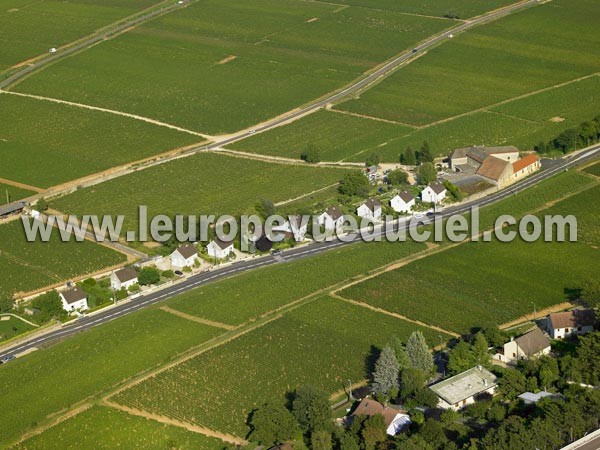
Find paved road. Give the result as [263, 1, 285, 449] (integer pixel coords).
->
[1, 144, 598, 361]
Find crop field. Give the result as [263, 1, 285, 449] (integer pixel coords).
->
[51, 152, 350, 231]
[0, 315, 35, 342]
[0, 308, 222, 444]
[14, 405, 225, 450]
[229, 110, 412, 161]
[113, 296, 451, 437]
[167, 239, 426, 325]
[0, 182, 35, 204]
[0, 0, 162, 71]
[340, 183, 600, 333]
[0, 94, 198, 188]
[12, 0, 451, 135]
[0, 219, 126, 298]
[584, 161, 600, 177]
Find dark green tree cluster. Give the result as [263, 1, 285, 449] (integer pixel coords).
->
[301, 145, 322, 164]
[29, 290, 66, 323]
[365, 152, 381, 167]
[417, 163, 437, 186]
[138, 267, 160, 286]
[535, 115, 600, 154]
[442, 180, 464, 202]
[400, 142, 434, 166]
[386, 169, 409, 186]
[0, 295, 14, 313]
[447, 333, 490, 375]
[338, 171, 370, 197]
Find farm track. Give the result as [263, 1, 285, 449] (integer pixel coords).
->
[0, 177, 43, 193]
[159, 306, 236, 330]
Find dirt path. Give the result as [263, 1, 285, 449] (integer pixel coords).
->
[159, 306, 236, 330]
[209, 147, 361, 168]
[0, 176, 43, 193]
[0, 90, 213, 139]
[0, 313, 39, 327]
[328, 107, 420, 128]
[275, 183, 338, 206]
[499, 302, 573, 330]
[103, 400, 246, 445]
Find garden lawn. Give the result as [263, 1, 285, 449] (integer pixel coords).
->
[50, 152, 351, 232]
[0, 182, 35, 204]
[13, 0, 450, 134]
[113, 296, 451, 437]
[0, 315, 35, 342]
[14, 405, 225, 450]
[0, 219, 126, 298]
[167, 239, 426, 325]
[0, 0, 162, 70]
[0, 94, 198, 188]
[0, 308, 222, 444]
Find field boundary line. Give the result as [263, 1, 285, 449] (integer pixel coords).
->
[102, 400, 247, 445]
[0, 176, 43, 193]
[483, 109, 542, 124]
[209, 147, 362, 168]
[275, 183, 338, 206]
[327, 107, 421, 128]
[499, 302, 573, 330]
[0, 90, 213, 139]
[159, 306, 236, 330]
[0, 313, 39, 327]
[330, 292, 460, 337]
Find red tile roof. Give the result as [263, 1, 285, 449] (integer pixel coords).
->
[513, 154, 539, 172]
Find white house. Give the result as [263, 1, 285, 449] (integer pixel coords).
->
[421, 181, 446, 204]
[390, 191, 415, 213]
[547, 309, 595, 339]
[171, 243, 199, 268]
[317, 206, 344, 231]
[59, 286, 88, 312]
[207, 239, 235, 259]
[496, 327, 551, 364]
[272, 215, 308, 242]
[512, 154, 541, 182]
[357, 198, 382, 221]
[351, 398, 411, 436]
[429, 366, 497, 411]
[110, 267, 138, 291]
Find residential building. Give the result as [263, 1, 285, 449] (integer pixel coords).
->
[59, 286, 88, 312]
[429, 366, 497, 410]
[357, 198, 382, 220]
[171, 243, 199, 267]
[547, 309, 596, 339]
[272, 215, 308, 241]
[518, 391, 558, 405]
[110, 267, 138, 291]
[207, 239, 235, 259]
[449, 146, 520, 171]
[476, 156, 514, 188]
[496, 327, 551, 364]
[512, 154, 541, 182]
[351, 398, 411, 436]
[390, 191, 415, 213]
[421, 181, 446, 204]
[317, 206, 344, 231]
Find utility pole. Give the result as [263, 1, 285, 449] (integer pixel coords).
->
[5, 189, 9, 205]
[531, 302, 537, 321]
[347, 379, 353, 402]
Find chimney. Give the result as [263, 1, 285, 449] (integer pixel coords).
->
[484, 378, 488, 387]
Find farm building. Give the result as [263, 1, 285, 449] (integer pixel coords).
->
[495, 327, 551, 364]
[350, 398, 411, 436]
[512, 154, 541, 182]
[59, 286, 88, 312]
[421, 181, 446, 204]
[207, 239, 234, 259]
[390, 191, 415, 213]
[171, 243, 199, 268]
[429, 366, 497, 411]
[0, 201, 28, 219]
[449, 146, 520, 170]
[110, 267, 138, 291]
[547, 309, 595, 339]
[357, 198, 382, 220]
[317, 206, 344, 231]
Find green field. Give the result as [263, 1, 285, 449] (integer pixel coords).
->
[51, 152, 351, 231]
[0, 0, 163, 70]
[14, 405, 225, 450]
[0, 308, 222, 444]
[340, 183, 600, 333]
[0, 219, 126, 298]
[113, 296, 451, 437]
[0, 315, 35, 342]
[13, 0, 450, 135]
[584, 161, 600, 177]
[167, 239, 425, 325]
[0, 182, 35, 204]
[0, 94, 198, 188]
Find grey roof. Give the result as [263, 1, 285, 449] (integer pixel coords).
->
[114, 267, 138, 283]
[326, 206, 343, 220]
[0, 201, 28, 216]
[513, 328, 551, 356]
[212, 238, 233, 250]
[396, 190, 415, 203]
[451, 146, 519, 162]
[60, 286, 87, 304]
[518, 391, 555, 404]
[428, 181, 446, 195]
[362, 198, 382, 212]
[175, 243, 198, 259]
[430, 366, 497, 405]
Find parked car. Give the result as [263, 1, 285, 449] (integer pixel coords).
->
[174, 270, 184, 277]
[0, 355, 16, 364]
[271, 249, 282, 256]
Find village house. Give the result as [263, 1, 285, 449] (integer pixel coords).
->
[271, 215, 308, 241]
[357, 198, 382, 221]
[171, 243, 199, 268]
[317, 206, 344, 231]
[390, 191, 415, 213]
[59, 286, 89, 312]
[350, 398, 411, 436]
[110, 267, 138, 291]
[207, 239, 235, 260]
[547, 309, 596, 339]
[449, 145, 520, 171]
[429, 366, 497, 411]
[512, 154, 541, 182]
[495, 327, 551, 364]
[421, 181, 446, 204]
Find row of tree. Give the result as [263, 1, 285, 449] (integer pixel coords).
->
[535, 114, 600, 154]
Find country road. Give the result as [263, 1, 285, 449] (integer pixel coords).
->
[1, 143, 598, 362]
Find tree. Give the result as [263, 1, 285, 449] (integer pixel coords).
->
[34, 198, 48, 212]
[419, 419, 448, 449]
[571, 332, 600, 386]
[138, 267, 160, 286]
[361, 415, 387, 450]
[481, 327, 508, 349]
[338, 171, 370, 197]
[486, 403, 506, 423]
[338, 432, 360, 450]
[311, 430, 332, 450]
[0, 295, 14, 313]
[580, 279, 600, 308]
[497, 368, 527, 400]
[365, 152, 381, 167]
[249, 403, 299, 445]
[417, 163, 437, 186]
[388, 335, 411, 371]
[472, 333, 490, 367]
[30, 290, 65, 323]
[301, 144, 321, 164]
[386, 169, 408, 186]
[256, 198, 276, 219]
[406, 331, 433, 374]
[537, 356, 559, 390]
[292, 385, 332, 433]
[400, 367, 425, 402]
[401, 146, 417, 166]
[553, 128, 579, 153]
[447, 341, 473, 375]
[442, 180, 465, 202]
[372, 346, 399, 399]
[418, 141, 434, 164]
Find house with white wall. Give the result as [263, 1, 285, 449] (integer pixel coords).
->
[272, 215, 308, 241]
[547, 309, 595, 339]
[351, 398, 411, 436]
[357, 198, 382, 221]
[59, 286, 88, 312]
[171, 243, 199, 268]
[495, 327, 551, 364]
[390, 191, 415, 213]
[110, 267, 138, 291]
[207, 239, 235, 259]
[317, 206, 344, 231]
[421, 181, 446, 204]
[429, 366, 497, 411]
